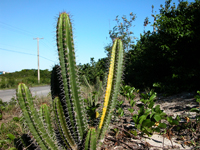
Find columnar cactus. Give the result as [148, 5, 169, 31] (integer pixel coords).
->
[17, 12, 124, 150]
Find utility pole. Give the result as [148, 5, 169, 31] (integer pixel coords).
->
[33, 37, 43, 84]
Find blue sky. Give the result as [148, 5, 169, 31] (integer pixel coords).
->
[0, 0, 194, 72]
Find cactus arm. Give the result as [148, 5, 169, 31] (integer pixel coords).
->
[97, 39, 124, 143]
[17, 83, 59, 150]
[53, 98, 71, 149]
[83, 75, 92, 91]
[84, 129, 91, 150]
[17, 84, 48, 150]
[57, 12, 88, 142]
[39, 104, 55, 139]
[90, 128, 97, 150]
[84, 127, 97, 150]
[54, 97, 78, 149]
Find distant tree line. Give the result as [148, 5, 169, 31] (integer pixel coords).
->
[0, 69, 51, 89]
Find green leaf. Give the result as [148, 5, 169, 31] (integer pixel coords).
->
[8, 148, 17, 150]
[130, 130, 137, 136]
[141, 99, 148, 104]
[154, 127, 160, 133]
[13, 117, 20, 122]
[132, 115, 138, 123]
[144, 109, 151, 115]
[119, 100, 124, 105]
[137, 124, 141, 130]
[137, 104, 144, 109]
[190, 108, 200, 113]
[150, 111, 155, 118]
[167, 116, 173, 123]
[167, 116, 179, 125]
[160, 112, 167, 118]
[154, 105, 161, 113]
[143, 119, 154, 127]
[148, 101, 154, 109]
[128, 108, 134, 113]
[130, 100, 136, 107]
[139, 114, 148, 124]
[149, 94, 156, 101]
[6, 134, 15, 141]
[158, 123, 167, 128]
[154, 114, 161, 122]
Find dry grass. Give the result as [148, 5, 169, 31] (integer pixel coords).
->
[0, 94, 52, 150]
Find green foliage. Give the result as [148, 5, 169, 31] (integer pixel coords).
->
[120, 85, 139, 114]
[115, 100, 124, 117]
[84, 91, 101, 126]
[78, 57, 107, 85]
[120, 85, 137, 100]
[82, 75, 102, 126]
[0, 119, 23, 150]
[125, 89, 167, 136]
[0, 99, 6, 120]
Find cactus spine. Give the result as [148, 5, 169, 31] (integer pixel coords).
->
[17, 12, 124, 150]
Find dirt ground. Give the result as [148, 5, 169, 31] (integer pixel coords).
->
[101, 91, 200, 150]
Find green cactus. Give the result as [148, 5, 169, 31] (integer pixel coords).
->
[17, 12, 124, 150]
[17, 83, 59, 150]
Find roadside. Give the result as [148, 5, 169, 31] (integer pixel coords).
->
[0, 85, 50, 102]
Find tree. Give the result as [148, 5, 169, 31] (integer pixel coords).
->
[128, 0, 200, 92]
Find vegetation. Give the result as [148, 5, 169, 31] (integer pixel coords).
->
[0, 69, 51, 89]
[117, 0, 200, 94]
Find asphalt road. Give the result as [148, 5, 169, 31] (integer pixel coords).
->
[0, 85, 51, 102]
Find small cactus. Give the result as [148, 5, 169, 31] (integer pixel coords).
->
[17, 12, 124, 150]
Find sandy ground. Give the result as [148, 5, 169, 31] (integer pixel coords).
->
[102, 91, 199, 149]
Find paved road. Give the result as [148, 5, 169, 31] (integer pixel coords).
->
[0, 85, 51, 102]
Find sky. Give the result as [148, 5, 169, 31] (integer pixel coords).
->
[0, 0, 195, 73]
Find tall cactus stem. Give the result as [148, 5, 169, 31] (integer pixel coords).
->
[97, 38, 124, 144]
[56, 12, 88, 142]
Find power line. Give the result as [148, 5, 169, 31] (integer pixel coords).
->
[0, 21, 55, 51]
[0, 21, 41, 37]
[0, 48, 55, 63]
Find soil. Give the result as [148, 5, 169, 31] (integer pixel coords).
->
[100, 91, 200, 150]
